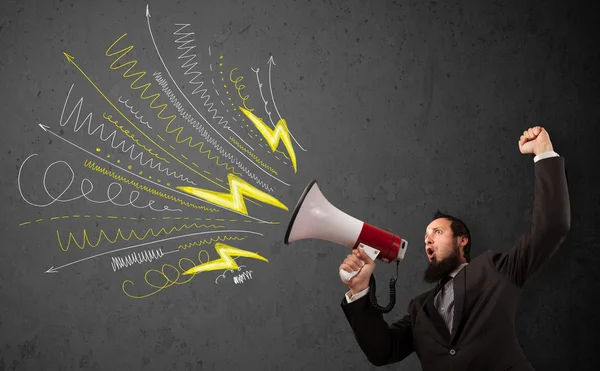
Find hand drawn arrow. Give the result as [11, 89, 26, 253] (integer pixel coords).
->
[267, 56, 306, 152]
[45, 229, 262, 273]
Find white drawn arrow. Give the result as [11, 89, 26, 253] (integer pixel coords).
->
[267, 56, 306, 151]
[45, 229, 262, 273]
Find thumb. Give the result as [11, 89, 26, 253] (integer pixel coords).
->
[358, 247, 375, 264]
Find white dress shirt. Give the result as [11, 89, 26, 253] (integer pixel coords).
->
[344, 150, 560, 304]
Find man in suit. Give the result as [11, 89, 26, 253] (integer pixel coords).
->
[339, 126, 570, 370]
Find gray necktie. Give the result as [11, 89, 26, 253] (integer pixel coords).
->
[433, 277, 455, 333]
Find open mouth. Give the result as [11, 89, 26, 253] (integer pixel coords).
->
[426, 247, 435, 261]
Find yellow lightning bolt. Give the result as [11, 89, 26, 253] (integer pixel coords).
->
[183, 243, 268, 275]
[239, 107, 297, 173]
[177, 173, 288, 215]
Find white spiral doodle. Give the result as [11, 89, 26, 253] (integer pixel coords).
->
[18, 153, 181, 212]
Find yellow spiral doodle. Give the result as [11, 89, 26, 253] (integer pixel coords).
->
[121, 249, 209, 299]
[57, 223, 225, 251]
[121, 243, 268, 298]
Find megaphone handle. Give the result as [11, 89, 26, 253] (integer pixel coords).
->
[340, 268, 360, 281]
[339, 244, 380, 281]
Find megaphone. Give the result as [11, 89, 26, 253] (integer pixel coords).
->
[284, 179, 409, 312]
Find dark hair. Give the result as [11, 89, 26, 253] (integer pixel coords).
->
[432, 210, 472, 262]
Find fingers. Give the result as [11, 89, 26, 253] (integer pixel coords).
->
[341, 253, 364, 272]
[520, 126, 543, 144]
[357, 247, 374, 264]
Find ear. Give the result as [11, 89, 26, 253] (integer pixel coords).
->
[457, 235, 468, 248]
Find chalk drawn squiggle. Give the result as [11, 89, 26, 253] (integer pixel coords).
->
[215, 264, 246, 284]
[83, 159, 217, 211]
[152, 72, 242, 175]
[122, 250, 208, 299]
[18, 154, 180, 213]
[59, 83, 194, 184]
[173, 24, 206, 95]
[178, 235, 247, 250]
[233, 270, 253, 284]
[117, 96, 152, 129]
[111, 248, 177, 272]
[153, 72, 279, 192]
[122, 242, 267, 298]
[56, 223, 224, 252]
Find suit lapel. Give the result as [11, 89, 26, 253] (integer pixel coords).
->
[419, 287, 450, 346]
[450, 267, 466, 345]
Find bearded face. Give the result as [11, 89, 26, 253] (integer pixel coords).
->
[423, 218, 467, 283]
[423, 240, 462, 283]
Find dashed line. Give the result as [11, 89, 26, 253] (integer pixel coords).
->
[21, 215, 252, 226]
[157, 134, 166, 142]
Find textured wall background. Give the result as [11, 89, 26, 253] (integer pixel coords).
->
[0, 0, 598, 370]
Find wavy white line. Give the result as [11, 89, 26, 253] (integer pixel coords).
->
[60, 83, 195, 185]
[153, 72, 277, 192]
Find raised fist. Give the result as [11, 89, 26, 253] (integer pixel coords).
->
[519, 126, 554, 156]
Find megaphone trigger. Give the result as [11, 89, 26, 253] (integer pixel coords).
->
[358, 243, 381, 261]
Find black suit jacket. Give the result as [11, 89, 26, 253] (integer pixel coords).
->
[341, 156, 571, 371]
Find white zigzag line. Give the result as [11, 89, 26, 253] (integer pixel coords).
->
[111, 248, 165, 272]
[153, 72, 274, 193]
[173, 23, 231, 130]
[60, 84, 195, 184]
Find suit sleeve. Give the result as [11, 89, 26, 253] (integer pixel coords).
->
[489, 156, 571, 288]
[341, 294, 414, 366]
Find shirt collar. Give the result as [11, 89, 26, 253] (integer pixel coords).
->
[448, 262, 469, 278]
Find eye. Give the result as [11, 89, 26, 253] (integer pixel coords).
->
[436, 230, 441, 234]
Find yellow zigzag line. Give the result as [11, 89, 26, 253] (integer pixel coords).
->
[177, 235, 247, 250]
[83, 159, 219, 212]
[105, 34, 239, 175]
[182, 242, 267, 275]
[178, 173, 288, 216]
[228, 136, 278, 176]
[56, 223, 225, 251]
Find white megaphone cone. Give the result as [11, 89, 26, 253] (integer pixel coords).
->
[284, 180, 408, 281]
